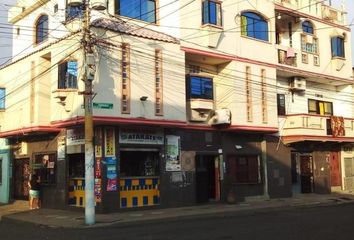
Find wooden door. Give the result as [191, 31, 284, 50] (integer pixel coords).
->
[14, 158, 30, 199]
[330, 152, 341, 187]
[300, 155, 313, 193]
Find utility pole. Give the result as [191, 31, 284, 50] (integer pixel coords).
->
[82, 0, 95, 225]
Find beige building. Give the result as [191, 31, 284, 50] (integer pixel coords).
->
[0, 0, 352, 210]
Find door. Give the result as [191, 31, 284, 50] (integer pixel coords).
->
[300, 155, 314, 193]
[330, 152, 341, 187]
[196, 155, 216, 203]
[14, 158, 30, 199]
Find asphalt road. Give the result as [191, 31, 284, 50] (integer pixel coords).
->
[2, 203, 354, 240]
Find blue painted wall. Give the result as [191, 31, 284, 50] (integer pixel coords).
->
[0, 139, 11, 203]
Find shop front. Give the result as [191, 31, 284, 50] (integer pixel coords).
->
[118, 129, 164, 208]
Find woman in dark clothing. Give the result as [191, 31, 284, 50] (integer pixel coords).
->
[28, 174, 40, 209]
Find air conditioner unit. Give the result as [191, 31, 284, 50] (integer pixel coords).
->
[290, 77, 306, 91]
[189, 109, 211, 122]
[209, 109, 231, 126]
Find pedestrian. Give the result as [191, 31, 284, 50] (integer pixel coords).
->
[28, 173, 40, 209]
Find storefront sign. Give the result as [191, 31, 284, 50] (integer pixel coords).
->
[95, 127, 103, 158]
[67, 128, 85, 146]
[105, 128, 116, 157]
[95, 157, 101, 178]
[119, 131, 164, 145]
[165, 135, 181, 171]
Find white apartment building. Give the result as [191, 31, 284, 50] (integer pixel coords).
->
[0, 0, 352, 209]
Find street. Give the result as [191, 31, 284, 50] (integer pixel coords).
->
[2, 203, 354, 240]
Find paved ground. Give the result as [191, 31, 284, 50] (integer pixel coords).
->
[2, 203, 354, 240]
[1, 192, 354, 228]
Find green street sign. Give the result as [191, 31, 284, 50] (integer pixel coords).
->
[93, 103, 113, 109]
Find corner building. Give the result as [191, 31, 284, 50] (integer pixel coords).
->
[0, 0, 352, 211]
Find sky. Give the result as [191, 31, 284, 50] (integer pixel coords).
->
[0, 0, 353, 66]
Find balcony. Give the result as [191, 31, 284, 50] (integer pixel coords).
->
[281, 114, 354, 143]
[278, 49, 297, 67]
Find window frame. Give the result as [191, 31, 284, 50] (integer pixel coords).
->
[202, 0, 222, 27]
[227, 155, 261, 184]
[34, 14, 49, 45]
[277, 93, 286, 116]
[33, 152, 57, 185]
[58, 60, 78, 89]
[186, 75, 214, 100]
[241, 11, 269, 42]
[0, 88, 5, 110]
[331, 36, 345, 58]
[302, 21, 314, 34]
[115, 0, 157, 24]
[308, 99, 333, 116]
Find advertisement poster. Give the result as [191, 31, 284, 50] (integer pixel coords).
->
[106, 156, 117, 192]
[105, 128, 115, 157]
[94, 178, 102, 203]
[165, 135, 181, 171]
[95, 127, 103, 158]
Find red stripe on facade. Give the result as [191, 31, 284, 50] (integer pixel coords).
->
[0, 126, 62, 138]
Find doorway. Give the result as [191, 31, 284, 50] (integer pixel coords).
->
[330, 152, 341, 187]
[196, 155, 218, 203]
[291, 153, 314, 194]
[13, 158, 30, 199]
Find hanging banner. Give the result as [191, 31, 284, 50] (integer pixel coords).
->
[119, 131, 164, 145]
[165, 135, 181, 171]
[95, 157, 102, 178]
[95, 127, 103, 158]
[105, 128, 115, 157]
[94, 178, 102, 203]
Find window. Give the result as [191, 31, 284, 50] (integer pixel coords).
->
[33, 153, 56, 185]
[58, 61, 78, 89]
[0, 88, 5, 110]
[121, 43, 130, 113]
[155, 50, 163, 116]
[241, 12, 268, 41]
[302, 21, 314, 34]
[202, 0, 222, 26]
[302, 53, 308, 64]
[227, 155, 260, 184]
[187, 75, 213, 100]
[331, 36, 345, 58]
[308, 99, 333, 115]
[116, 0, 156, 23]
[35, 15, 48, 44]
[277, 94, 286, 116]
[313, 55, 320, 66]
[66, 5, 83, 20]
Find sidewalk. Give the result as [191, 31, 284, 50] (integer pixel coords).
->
[2, 192, 354, 229]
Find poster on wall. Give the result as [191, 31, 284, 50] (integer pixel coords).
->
[95, 157, 101, 178]
[57, 136, 66, 160]
[165, 135, 181, 171]
[105, 128, 115, 157]
[95, 127, 103, 158]
[94, 178, 102, 203]
[106, 156, 117, 192]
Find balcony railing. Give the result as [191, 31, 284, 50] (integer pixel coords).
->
[281, 114, 354, 138]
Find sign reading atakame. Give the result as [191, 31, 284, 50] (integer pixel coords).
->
[119, 131, 164, 145]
